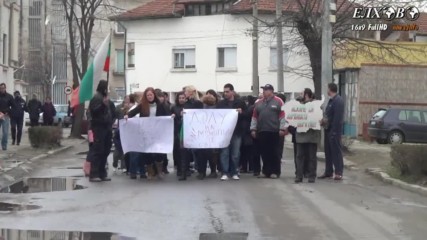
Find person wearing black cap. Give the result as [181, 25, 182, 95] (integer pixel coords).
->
[10, 91, 26, 146]
[250, 84, 287, 179]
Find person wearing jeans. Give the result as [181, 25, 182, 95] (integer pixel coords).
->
[0, 83, 15, 151]
[220, 134, 242, 180]
[217, 83, 247, 181]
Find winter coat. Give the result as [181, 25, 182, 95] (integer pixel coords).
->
[27, 99, 43, 120]
[171, 104, 184, 137]
[11, 96, 26, 119]
[88, 92, 112, 129]
[217, 97, 247, 136]
[42, 103, 56, 123]
[0, 92, 15, 115]
[127, 102, 170, 118]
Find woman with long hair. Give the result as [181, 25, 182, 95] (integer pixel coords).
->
[125, 88, 170, 180]
[171, 91, 186, 177]
[179, 85, 203, 181]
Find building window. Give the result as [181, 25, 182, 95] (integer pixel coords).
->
[115, 87, 125, 100]
[127, 43, 135, 68]
[270, 46, 290, 70]
[116, 23, 125, 34]
[2, 34, 7, 64]
[116, 49, 125, 73]
[172, 48, 195, 69]
[185, 2, 230, 16]
[217, 45, 237, 70]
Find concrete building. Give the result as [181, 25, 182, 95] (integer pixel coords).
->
[111, 0, 313, 99]
[0, 0, 20, 94]
[17, 0, 69, 104]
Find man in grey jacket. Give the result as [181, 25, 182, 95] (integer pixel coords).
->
[295, 88, 320, 183]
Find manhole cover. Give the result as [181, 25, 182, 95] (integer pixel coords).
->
[0, 202, 40, 212]
[0, 177, 87, 193]
[199, 233, 248, 240]
[0, 229, 135, 239]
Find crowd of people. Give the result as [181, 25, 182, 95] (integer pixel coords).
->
[86, 80, 345, 184]
[0, 83, 57, 151]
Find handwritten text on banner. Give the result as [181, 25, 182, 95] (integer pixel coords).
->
[119, 116, 174, 154]
[183, 109, 238, 149]
[283, 98, 324, 132]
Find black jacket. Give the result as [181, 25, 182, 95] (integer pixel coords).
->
[127, 102, 170, 118]
[89, 92, 112, 128]
[42, 103, 56, 122]
[0, 92, 15, 115]
[11, 97, 26, 119]
[171, 104, 184, 136]
[27, 99, 43, 119]
[217, 97, 248, 136]
[183, 98, 203, 109]
[325, 94, 345, 135]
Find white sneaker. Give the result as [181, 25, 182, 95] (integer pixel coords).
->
[221, 175, 229, 181]
[122, 169, 127, 173]
[113, 168, 117, 173]
[232, 175, 240, 180]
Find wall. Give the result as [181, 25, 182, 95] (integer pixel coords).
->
[357, 64, 427, 135]
[123, 14, 313, 94]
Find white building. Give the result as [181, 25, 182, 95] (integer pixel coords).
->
[111, 0, 313, 99]
[0, 0, 20, 94]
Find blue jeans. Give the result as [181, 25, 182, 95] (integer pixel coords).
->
[0, 117, 10, 150]
[220, 134, 242, 176]
[129, 152, 146, 176]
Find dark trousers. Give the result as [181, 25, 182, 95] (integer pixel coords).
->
[277, 135, 285, 161]
[179, 148, 191, 178]
[173, 137, 181, 167]
[161, 154, 168, 172]
[296, 143, 317, 179]
[129, 152, 145, 175]
[293, 142, 297, 174]
[43, 119, 54, 126]
[258, 132, 281, 176]
[252, 139, 262, 174]
[198, 149, 217, 175]
[324, 131, 344, 176]
[124, 153, 130, 173]
[11, 117, 24, 144]
[30, 118, 39, 127]
[90, 127, 112, 179]
[240, 144, 254, 172]
[143, 153, 162, 165]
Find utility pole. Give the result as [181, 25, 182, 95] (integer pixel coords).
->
[252, 0, 259, 97]
[321, 0, 334, 103]
[276, 0, 284, 92]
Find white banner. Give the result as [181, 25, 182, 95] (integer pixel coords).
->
[119, 116, 174, 154]
[283, 97, 325, 132]
[183, 109, 238, 149]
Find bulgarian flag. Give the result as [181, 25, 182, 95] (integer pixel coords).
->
[71, 34, 111, 108]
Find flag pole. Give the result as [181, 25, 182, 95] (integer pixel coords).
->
[106, 29, 112, 87]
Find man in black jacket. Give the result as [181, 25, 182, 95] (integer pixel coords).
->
[0, 83, 15, 150]
[11, 91, 26, 146]
[217, 83, 247, 181]
[27, 94, 43, 127]
[88, 80, 113, 182]
[319, 83, 345, 181]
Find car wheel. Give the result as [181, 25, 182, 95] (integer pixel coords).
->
[388, 131, 404, 144]
[376, 139, 388, 144]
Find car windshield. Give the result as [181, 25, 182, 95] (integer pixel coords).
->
[55, 105, 68, 113]
[372, 109, 387, 120]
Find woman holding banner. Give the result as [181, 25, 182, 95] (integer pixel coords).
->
[178, 85, 203, 181]
[125, 87, 170, 180]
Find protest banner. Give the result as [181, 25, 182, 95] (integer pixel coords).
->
[283, 97, 325, 132]
[183, 109, 238, 148]
[119, 116, 174, 154]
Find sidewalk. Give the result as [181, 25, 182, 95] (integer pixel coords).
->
[0, 127, 85, 173]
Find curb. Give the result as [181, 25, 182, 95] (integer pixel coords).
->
[316, 152, 358, 170]
[0, 143, 78, 190]
[366, 168, 427, 197]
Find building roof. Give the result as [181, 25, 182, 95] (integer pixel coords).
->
[110, 0, 184, 21]
[110, 0, 427, 35]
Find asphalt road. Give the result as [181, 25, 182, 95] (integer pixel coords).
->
[1, 142, 427, 240]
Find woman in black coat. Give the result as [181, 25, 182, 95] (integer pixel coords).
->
[171, 91, 186, 176]
[125, 87, 170, 180]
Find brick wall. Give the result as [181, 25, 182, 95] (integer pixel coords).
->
[357, 64, 427, 135]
